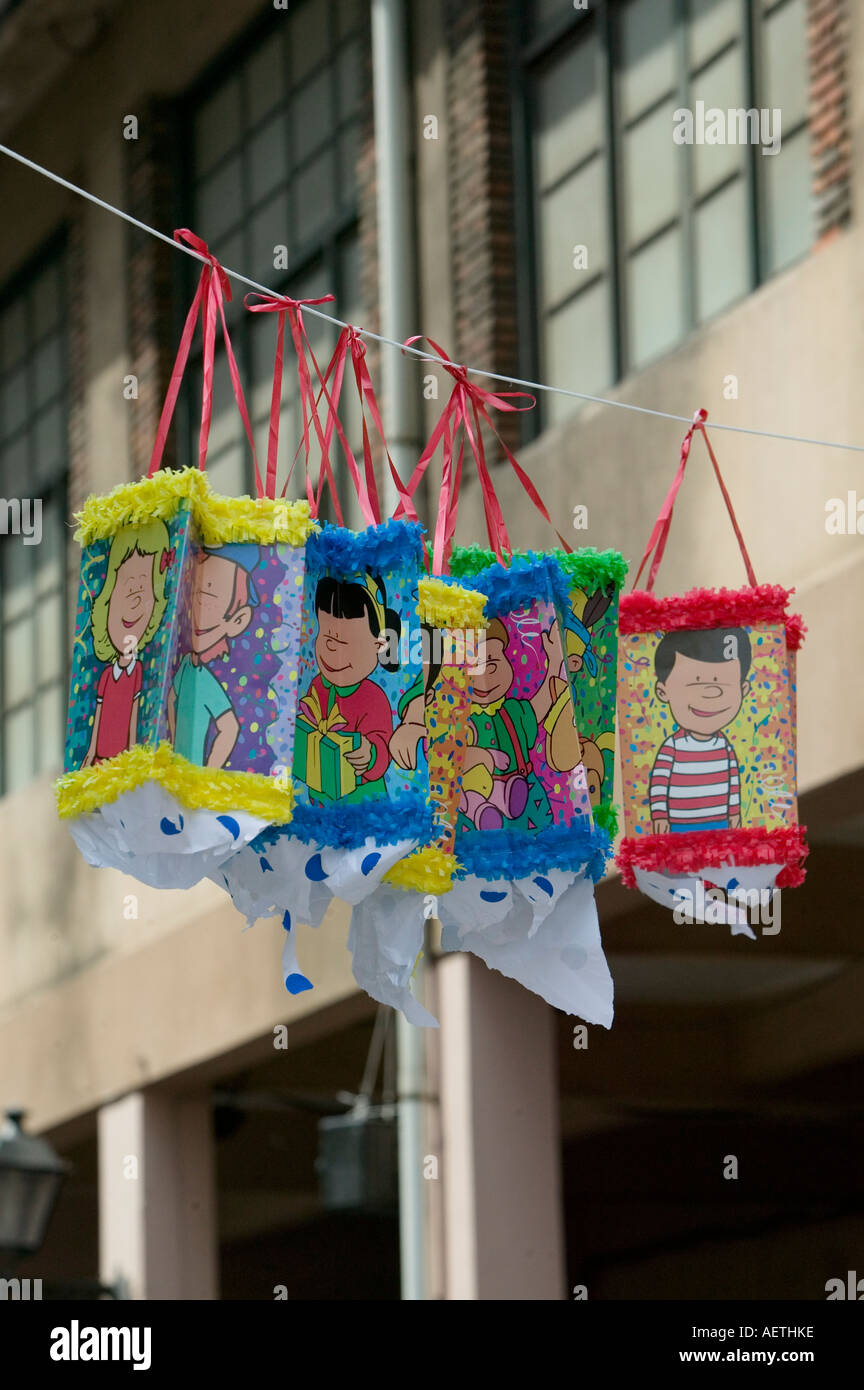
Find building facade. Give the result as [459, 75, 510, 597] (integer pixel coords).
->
[1, 0, 863, 1300]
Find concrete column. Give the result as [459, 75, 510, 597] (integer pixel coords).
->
[98, 1091, 217, 1300]
[437, 954, 565, 1300]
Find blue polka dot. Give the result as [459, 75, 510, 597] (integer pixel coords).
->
[285, 973, 313, 995]
[217, 815, 240, 839]
[260, 856, 273, 873]
[305, 853, 328, 881]
[480, 889, 507, 902]
[727, 877, 739, 890]
[361, 852, 381, 876]
[533, 876, 554, 897]
[160, 815, 184, 836]
[282, 910, 292, 931]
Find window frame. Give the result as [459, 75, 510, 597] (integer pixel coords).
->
[515, 0, 812, 435]
[0, 229, 70, 796]
[177, 0, 365, 500]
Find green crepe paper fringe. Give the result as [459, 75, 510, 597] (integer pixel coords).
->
[450, 544, 628, 591]
[592, 801, 619, 840]
[554, 547, 629, 592]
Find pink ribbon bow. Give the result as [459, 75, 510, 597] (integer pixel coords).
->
[147, 230, 262, 496]
[393, 338, 566, 574]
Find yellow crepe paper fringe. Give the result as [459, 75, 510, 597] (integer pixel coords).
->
[384, 843, 457, 894]
[74, 467, 316, 548]
[55, 741, 295, 822]
[417, 576, 488, 630]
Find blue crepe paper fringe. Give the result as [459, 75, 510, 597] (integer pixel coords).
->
[306, 518, 425, 579]
[253, 793, 435, 852]
[454, 819, 613, 883]
[454, 552, 572, 619]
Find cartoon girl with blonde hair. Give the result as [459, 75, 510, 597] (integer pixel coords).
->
[81, 520, 172, 767]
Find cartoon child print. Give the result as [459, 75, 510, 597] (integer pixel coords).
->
[81, 521, 173, 767]
[389, 623, 442, 771]
[649, 628, 752, 833]
[544, 583, 618, 805]
[541, 621, 583, 776]
[578, 732, 615, 808]
[300, 572, 401, 802]
[167, 544, 259, 769]
[457, 616, 558, 832]
[562, 583, 615, 681]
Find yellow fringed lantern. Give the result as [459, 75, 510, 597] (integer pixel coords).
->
[56, 468, 314, 889]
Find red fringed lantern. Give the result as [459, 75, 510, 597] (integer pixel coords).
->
[616, 412, 808, 931]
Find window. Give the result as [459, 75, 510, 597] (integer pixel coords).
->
[519, 0, 813, 426]
[0, 245, 68, 795]
[183, 0, 365, 507]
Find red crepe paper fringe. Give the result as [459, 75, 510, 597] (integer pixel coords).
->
[620, 584, 806, 651]
[617, 825, 809, 889]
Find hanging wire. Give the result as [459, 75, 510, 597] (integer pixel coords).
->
[1, 140, 863, 453]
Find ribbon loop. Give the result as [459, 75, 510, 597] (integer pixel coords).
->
[174, 228, 232, 301]
[249, 296, 414, 526]
[633, 408, 757, 591]
[147, 229, 262, 496]
[395, 336, 569, 574]
[243, 290, 336, 501]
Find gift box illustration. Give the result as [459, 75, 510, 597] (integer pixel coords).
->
[294, 689, 361, 801]
[212, 519, 436, 953]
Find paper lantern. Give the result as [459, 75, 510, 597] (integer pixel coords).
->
[616, 585, 807, 929]
[615, 410, 808, 931]
[346, 574, 488, 1024]
[211, 518, 435, 993]
[551, 549, 628, 836]
[55, 468, 313, 888]
[451, 545, 628, 835]
[432, 550, 614, 1025]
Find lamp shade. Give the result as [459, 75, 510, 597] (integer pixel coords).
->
[0, 1109, 70, 1256]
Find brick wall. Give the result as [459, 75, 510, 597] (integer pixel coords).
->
[445, 0, 520, 464]
[809, 0, 852, 241]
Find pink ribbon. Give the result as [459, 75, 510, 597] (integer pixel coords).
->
[147, 230, 262, 497]
[244, 290, 339, 505]
[633, 409, 757, 592]
[247, 296, 416, 526]
[347, 329, 418, 525]
[394, 338, 563, 574]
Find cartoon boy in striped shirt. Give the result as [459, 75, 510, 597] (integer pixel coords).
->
[649, 628, 751, 833]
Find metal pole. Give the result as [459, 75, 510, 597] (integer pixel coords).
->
[371, 0, 420, 516]
[396, 994, 427, 1300]
[372, 0, 426, 1298]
